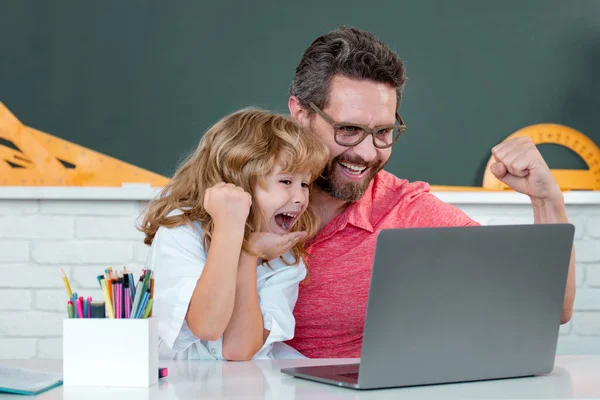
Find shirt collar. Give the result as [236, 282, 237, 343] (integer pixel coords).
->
[309, 177, 376, 248]
[340, 179, 374, 233]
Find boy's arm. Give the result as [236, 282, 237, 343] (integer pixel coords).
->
[185, 225, 245, 341]
[222, 251, 266, 361]
[186, 182, 252, 341]
[223, 255, 308, 361]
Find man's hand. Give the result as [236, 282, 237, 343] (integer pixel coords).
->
[490, 137, 562, 205]
[248, 231, 307, 261]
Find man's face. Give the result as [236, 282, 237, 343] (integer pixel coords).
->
[309, 75, 396, 202]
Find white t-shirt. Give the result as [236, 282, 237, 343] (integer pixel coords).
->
[144, 216, 307, 360]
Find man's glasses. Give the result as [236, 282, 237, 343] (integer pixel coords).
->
[309, 102, 406, 149]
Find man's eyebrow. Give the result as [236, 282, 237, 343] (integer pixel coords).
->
[336, 117, 396, 126]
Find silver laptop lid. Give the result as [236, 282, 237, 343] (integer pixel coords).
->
[358, 224, 574, 389]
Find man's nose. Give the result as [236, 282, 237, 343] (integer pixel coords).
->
[351, 135, 378, 162]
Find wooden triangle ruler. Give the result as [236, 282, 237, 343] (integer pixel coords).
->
[0, 102, 169, 187]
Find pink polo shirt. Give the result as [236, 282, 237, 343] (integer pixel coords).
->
[287, 170, 479, 358]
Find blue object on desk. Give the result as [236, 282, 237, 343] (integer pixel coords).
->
[0, 365, 63, 395]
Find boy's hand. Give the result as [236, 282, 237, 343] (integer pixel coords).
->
[204, 182, 252, 229]
[248, 231, 307, 261]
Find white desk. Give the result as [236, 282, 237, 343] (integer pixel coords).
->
[1, 356, 599, 399]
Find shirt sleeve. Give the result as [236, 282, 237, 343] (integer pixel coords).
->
[404, 190, 481, 228]
[251, 259, 307, 359]
[146, 222, 208, 353]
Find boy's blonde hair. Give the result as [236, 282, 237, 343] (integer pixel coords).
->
[140, 108, 329, 265]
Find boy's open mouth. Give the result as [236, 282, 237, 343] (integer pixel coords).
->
[274, 212, 298, 231]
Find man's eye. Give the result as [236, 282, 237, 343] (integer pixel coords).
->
[341, 126, 361, 134]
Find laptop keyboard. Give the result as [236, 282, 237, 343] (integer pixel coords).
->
[338, 372, 359, 380]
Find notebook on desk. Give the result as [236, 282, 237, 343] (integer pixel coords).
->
[0, 365, 63, 395]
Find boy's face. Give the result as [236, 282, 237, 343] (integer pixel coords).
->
[254, 163, 311, 234]
[306, 75, 396, 202]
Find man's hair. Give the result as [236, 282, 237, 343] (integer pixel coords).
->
[139, 109, 329, 266]
[290, 26, 407, 111]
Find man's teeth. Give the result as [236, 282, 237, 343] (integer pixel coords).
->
[339, 162, 367, 175]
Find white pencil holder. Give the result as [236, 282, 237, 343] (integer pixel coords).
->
[63, 318, 159, 387]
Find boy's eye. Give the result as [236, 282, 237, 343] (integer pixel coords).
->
[301, 183, 310, 189]
[280, 180, 292, 185]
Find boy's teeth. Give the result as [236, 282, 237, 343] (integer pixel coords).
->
[277, 212, 297, 230]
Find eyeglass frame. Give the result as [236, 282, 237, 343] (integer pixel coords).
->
[308, 102, 406, 149]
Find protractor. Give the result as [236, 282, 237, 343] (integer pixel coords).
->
[483, 124, 600, 191]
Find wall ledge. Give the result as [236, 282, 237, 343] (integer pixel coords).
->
[1, 186, 599, 205]
[433, 191, 600, 205]
[0, 185, 161, 201]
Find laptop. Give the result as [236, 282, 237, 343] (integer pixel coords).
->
[281, 224, 574, 390]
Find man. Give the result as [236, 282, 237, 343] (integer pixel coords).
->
[285, 26, 576, 358]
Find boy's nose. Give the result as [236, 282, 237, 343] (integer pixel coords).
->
[292, 187, 306, 205]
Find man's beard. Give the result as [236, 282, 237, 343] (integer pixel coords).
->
[315, 154, 386, 202]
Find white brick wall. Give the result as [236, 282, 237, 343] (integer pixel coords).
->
[0, 198, 149, 359]
[0, 339, 37, 359]
[0, 194, 599, 359]
[0, 241, 30, 262]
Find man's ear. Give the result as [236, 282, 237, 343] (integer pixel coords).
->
[288, 96, 310, 127]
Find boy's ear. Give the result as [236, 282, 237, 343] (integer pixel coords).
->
[288, 96, 311, 128]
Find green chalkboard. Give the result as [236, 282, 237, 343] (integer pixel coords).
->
[1, 0, 598, 186]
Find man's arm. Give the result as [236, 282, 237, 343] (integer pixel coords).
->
[531, 194, 575, 323]
[490, 137, 575, 324]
